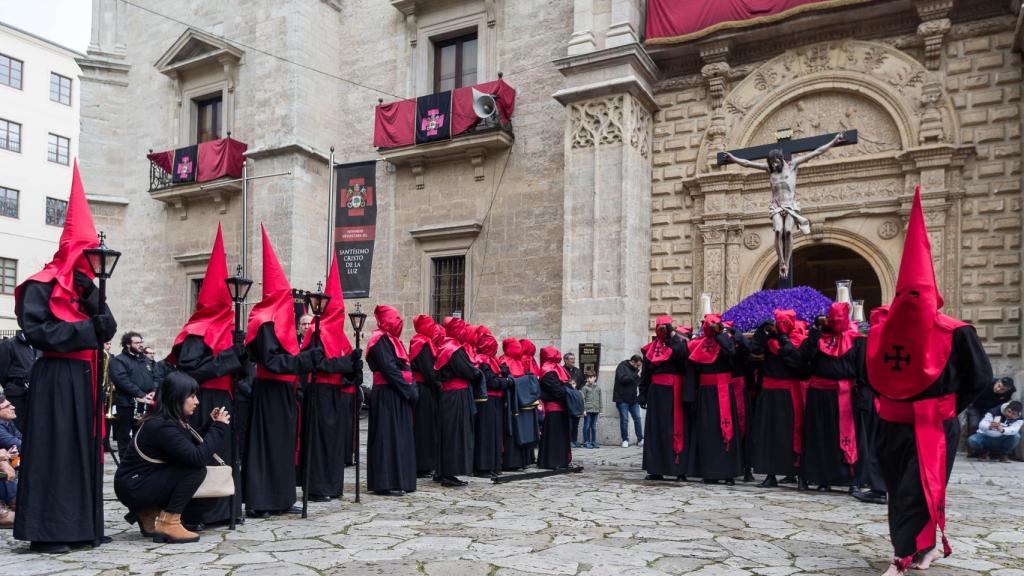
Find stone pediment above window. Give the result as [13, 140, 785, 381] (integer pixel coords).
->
[155, 28, 243, 77]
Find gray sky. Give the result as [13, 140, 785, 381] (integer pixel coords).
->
[2, 0, 92, 53]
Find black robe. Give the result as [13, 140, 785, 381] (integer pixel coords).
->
[855, 385, 885, 493]
[436, 349, 478, 477]
[798, 332, 863, 487]
[175, 335, 244, 525]
[686, 331, 747, 481]
[870, 326, 990, 559]
[14, 281, 111, 544]
[244, 323, 312, 512]
[365, 337, 418, 492]
[750, 331, 806, 477]
[474, 365, 507, 474]
[537, 372, 571, 469]
[410, 347, 440, 475]
[638, 335, 692, 477]
[299, 350, 357, 498]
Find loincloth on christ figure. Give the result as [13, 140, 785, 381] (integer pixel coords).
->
[770, 203, 811, 235]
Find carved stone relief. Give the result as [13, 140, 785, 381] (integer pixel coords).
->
[878, 219, 901, 240]
[570, 95, 624, 149]
[743, 232, 762, 250]
[629, 102, 652, 158]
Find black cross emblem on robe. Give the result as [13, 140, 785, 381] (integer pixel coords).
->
[884, 345, 912, 372]
[722, 418, 731, 427]
[704, 340, 714, 352]
[841, 437, 851, 448]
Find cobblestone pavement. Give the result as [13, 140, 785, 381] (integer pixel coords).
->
[1, 444, 1021, 576]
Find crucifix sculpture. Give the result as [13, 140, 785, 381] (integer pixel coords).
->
[719, 129, 858, 287]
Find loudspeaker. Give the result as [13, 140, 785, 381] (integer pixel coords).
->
[472, 88, 498, 119]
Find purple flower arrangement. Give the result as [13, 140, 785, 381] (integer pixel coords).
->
[721, 286, 832, 332]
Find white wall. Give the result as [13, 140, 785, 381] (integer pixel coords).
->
[0, 22, 82, 330]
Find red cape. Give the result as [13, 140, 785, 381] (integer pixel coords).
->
[499, 337, 524, 377]
[769, 309, 807, 354]
[688, 314, 723, 364]
[520, 339, 540, 375]
[409, 314, 437, 360]
[540, 346, 569, 381]
[366, 305, 408, 362]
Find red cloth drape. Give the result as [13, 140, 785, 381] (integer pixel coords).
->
[147, 137, 247, 182]
[646, 0, 848, 43]
[373, 99, 417, 148]
[146, 150, 174, 173]
[450, 79, 516, 135]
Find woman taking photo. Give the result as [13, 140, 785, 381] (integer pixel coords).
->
[114, 371, 230, 543]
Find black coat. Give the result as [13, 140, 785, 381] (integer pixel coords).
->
[970, 380, 1017, 412]
[116, 415, 228, 480]
[565, 364, 585, 389]
[613, 360, 640, 404]
[0, 332, 38, 396]
[109, 350, 155, 407]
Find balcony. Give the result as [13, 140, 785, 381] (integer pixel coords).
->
[147, 137, 247, 220]
[378, 126, 513, 189]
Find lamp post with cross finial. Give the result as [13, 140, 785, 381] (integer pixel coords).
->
[301, 281, 330, 518]
[224, 264, 253, 529]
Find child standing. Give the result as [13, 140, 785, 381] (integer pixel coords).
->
[582, 372, 603, 448]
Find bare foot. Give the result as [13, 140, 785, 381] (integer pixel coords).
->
[882, 561, 906, 576]
[911, 548, 942, 570]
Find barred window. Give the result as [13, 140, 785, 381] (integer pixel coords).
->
[0, 119, 21, 153]
[190, 278, 204, 314]
[0, 258, 16, 295]
[48, 133, 69, 165]
[430, 255, 465, 322]
[0, 54, 22, 90]
[46, 197, 68, 226]
[0, 187, 18, 218]
[50, 72, 72, 105]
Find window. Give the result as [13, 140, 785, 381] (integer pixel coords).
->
[46, 197, 67, 226]
[0, 54, 22, 89]
[0, 119, 21, 153]
[0, 258, 15, 295]
[48, 133, 69, 165]
[433, 33, 477, 93]
[190, 278, 204, 314]
[0, 187, 18, 219]
[196, 95, 222, 143]
[430, 255, 465, 322]
[50, 72, 71, 105]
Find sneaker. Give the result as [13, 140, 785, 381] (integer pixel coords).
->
[621, 440, 629, 448]
[637, 438, 644, 447]
[999, 454, 1010, 463]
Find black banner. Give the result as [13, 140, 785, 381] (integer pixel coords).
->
[578, 343, 601, 379]
[334, 161, 378, 299]
[172, 144, 199, 183]
[415, 90, 452, 144]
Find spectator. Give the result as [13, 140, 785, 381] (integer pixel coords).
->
[582, 372, 602, 448]
[0, 395, 19, 527]
[966, 377, 1016, 449]
[0, 447, 14, 528]
[613, 355, 644, 447]
[109, 332, 157, 459]
[563, 353, 585, 448]
[966, 401, 1022, 462]
[297, 314, 313, 346]
[0, 330, 38, 432]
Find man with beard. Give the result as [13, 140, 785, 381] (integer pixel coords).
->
[750, 309, 808, 488]
[473, 327, 508, 477]
[686, 314, 749, 484]
[638, 315, 691, 481]
[799, 302, 863, 493]
[243, 226, 324, 517]
[298, 255, 362, 501]
[433, 317, 479, 486]
[537, 346, 572, 470]
[14, 163, 118, 553]
[365, 305, 418, 496]
[109, 332, 156, 460]
[867, 187, 991, 576]
[409, 314, 440, 478]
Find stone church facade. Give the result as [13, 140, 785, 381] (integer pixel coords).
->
[78, 0, 1022, 413]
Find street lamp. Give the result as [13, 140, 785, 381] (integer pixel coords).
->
[347, 302, 367, 503]
[83, 231, 121, 281]
[223, 264, 251, 530]
[348, 301, 367, 335]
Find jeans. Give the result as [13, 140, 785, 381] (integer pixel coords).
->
[967, 433, 1021, 456]
[570, 416, 581, 444]
[964, 407, 985, 436]
[616, 402, 643, 442]
[583, 413, 599, 445]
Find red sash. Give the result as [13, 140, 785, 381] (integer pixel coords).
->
[372, 371, 412, 385]
[201, 375, 233, 398]
[487, 390, 504, 398]
[442, 378, 470, 392]
[878, 394, 956, 561]
[808, 376, 858, 467]
[698, 373, 734, 449]
[652, 373, 685, 459]
[413, 373, 426, 383]
[311, 372, 344, 386]
[44, 350, 101, 440]
[256, 366, 298, 384]
[762, 376, 806, 463]
[543, 401, 565, 413]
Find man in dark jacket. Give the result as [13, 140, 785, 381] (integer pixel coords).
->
[965, 377, 1016, 456]
[0, 331, 38, 431]
[614, 355, 644, 447]
[109, 331, 156, 458]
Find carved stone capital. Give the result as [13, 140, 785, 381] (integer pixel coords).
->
[914, 0, 953, 70]
[698, 41, 731, 110]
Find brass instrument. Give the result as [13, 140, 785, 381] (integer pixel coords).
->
[101, 350, 116, 421]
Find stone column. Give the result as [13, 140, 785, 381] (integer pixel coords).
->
[606, 0, 644, 48]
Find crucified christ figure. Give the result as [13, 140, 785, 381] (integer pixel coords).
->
[723, 131, 846, 279]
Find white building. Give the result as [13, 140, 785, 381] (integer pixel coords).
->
[0, 22, 82, 333]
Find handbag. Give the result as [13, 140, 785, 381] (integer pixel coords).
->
[133, 420, 235, 499]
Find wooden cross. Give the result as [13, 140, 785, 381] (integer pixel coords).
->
[716, 129, 859, 166]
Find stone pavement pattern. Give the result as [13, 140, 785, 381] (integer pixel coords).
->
[1, 446, 1021, 576]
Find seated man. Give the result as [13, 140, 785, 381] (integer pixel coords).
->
[0, 395, 20, 527]
[967, 401, 1022, 462]
[965, 377, 1015, 453]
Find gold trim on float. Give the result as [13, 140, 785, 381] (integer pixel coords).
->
[644, 0, 875, 46]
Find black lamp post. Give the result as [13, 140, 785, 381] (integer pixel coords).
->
[301, 282, 330, 518]
[223, 264, 252, 529]
[81, 231, 120, 542]
[347, 302, 367, 503]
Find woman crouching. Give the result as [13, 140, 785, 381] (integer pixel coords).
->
[114, 371, 231, 543]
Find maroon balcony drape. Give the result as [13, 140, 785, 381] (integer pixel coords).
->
[147, 137, 248, 183]
[646, 0, 851, 43]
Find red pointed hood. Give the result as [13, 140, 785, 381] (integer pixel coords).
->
[173, 224, 234, 355]
[366, 304, 408, 362]
[245, 225, 299, 354]
[301, 254, 352, 357]
[818, 302, 861, 357]
[688, 313, 723, 364]
[868, 186, 965, 398]
[540, 346, 569, 381]
[768, 309, 807, 354]
[16, 160, 99, 322]
[476, 330, 500, 373]
[499, 337, 524, 377]
[409, 314, 437, 360]
[642, 315, 676, 363]
[520, 338, 540, 375]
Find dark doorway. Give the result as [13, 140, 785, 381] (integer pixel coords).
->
[763, 244, 882, 313]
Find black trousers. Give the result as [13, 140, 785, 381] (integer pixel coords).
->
[115, 465, 207, 514]
[115, 406, 135, 459]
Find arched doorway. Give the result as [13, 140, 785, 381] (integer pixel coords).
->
[763, 244, 883, 313]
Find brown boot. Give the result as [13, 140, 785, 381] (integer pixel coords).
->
[136, 508, 159, 537]
[152, 511, 199, 543]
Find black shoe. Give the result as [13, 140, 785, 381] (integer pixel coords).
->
[702, 479, 719, 484]
[779, 475, 797, 484]
[309, 495, 332, 503]
[759, 475, 778, 488]
[472, 472, 492, 478]
[30, 542, 71, 554]
[675, 475, 687, 482]
[417, 471, 434, 478]
[797, 477, 809, 491]
[724, 479, 735, 486]
[440, 476, 468, 487]
[847, 486, 856, 495]
[372, 490, 405, 496]
[286, 505, 303, 514]
[183, 523, 206, 532]
[644, 474, 664, 481]
[743, 468, 755, 482]
[817, 485, 830, 492]
[852, 490, 888, 505]
[246, 510, 271, 519]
